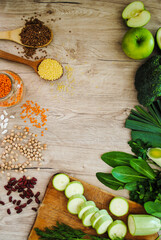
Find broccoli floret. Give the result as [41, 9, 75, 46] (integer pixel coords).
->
[135, 55, 161, 106]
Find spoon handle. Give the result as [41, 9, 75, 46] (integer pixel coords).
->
[0, 49, 33, 67]
[0, 31, 11, 40]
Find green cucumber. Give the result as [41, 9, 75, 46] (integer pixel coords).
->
[67, 194, 86, 215]
[91, 209, 109, 228]
[128, 214, 161, 236]
[109, 197, 129, 217]
[94, 215, 113, 235]
[82, 207, 99, 227]
[52, 173, 70, 191]
[107, 220, 127, 239]
[78, 201, 96, 219]
[65, 181, 84, 198]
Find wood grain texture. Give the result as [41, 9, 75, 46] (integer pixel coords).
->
[28, 174, 158, 240]
[0, 0, 160, 239]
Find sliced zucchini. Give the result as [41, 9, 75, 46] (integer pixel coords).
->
[156, 28, 161, 50]
[95, 215, 113, 235]
[128, 214, 161, 236]
[82, 207, 99, 227]
[78, 201, 96, 219]
[109, 197, 129, 217]
[65, 181, 84, 198]
[67, 194, 86, 215]
[107, 220, 127, 239]
[91, 209, 109, 228]
[52, 173, 70, 191]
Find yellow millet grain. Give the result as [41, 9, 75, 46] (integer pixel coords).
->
[38, 58, 63, 81]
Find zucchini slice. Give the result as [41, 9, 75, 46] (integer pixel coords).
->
[52, 173, 70, 191]
[109, 197, 129, 217]
[108, 220, 127, 239]
[65, 181, 84, 198]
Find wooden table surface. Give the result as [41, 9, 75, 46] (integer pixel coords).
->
[0, 0, 160, 239]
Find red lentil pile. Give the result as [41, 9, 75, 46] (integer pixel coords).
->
[0, 73, 12, 99]
[0, 175, 40, 214]
[21, 101, 48, 136]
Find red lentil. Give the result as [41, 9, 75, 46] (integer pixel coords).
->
[0, 74, 12, 98]
[20, 100, 48, 135]
[0, 71, 23, 107]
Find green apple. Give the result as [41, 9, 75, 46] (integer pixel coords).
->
[122, 1, 151, 27]
[156, 28, 161, 51]
[122, 27, 154, 60]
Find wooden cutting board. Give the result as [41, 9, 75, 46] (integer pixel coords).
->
[28, 173, 159, 240]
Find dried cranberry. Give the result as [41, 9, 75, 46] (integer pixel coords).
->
[35, 198, 40, 204]
[27, 199, 33, 205]
[17, 200, 21, 206]
[16, 208, 22, 214]
[19, 194, 25, 199]
[7, 190, 12, 195]
[7, 209, 11, 215]
[13, 200, 16, 204]
[9, 196, 12, 202]
[18, 178, 23, 182]
[31, 207, 37, 212]
[15, 206, 19, 210]
[31, 177, 37, 181]
[0, 201, 5, 205]
[20, 203, 27, 208]
[4, 185, 9, 190]
[10, 177, 16, 182]
[35, 192, 40, 198]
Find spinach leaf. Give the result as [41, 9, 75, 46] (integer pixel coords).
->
[96, 172, 124, 190]
[101, 151, 136, 168]
[144, 201, 161, 218]
[112, 166, 147, 183]
[124, 182, 138, 191]
[130, 158, 156, 180]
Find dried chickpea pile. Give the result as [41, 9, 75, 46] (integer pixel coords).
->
[0, 126, 47, 177]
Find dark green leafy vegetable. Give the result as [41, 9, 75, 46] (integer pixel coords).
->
[101, 151, 135, 167]
[129, 172, 161, 204]
[128, 139, 150, 159]
[135, 55, 161, 106]
[125, 101, 161, 146]
[35, 222, 123, 240]
[131, 131, 161, 148]
[129, 158, 156, 180]
[96, 172, 124, 190]
[144, 201, 161, 218]
[112, 166, 147, 183]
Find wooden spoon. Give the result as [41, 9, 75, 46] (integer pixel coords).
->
[0, 27, 53, 48]
[0, 49, 43, 74]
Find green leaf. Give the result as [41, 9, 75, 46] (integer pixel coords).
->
[131, 131, 161, 148]
[125, 119, 161, 134]
[144, 201, 161, 218]
[135, 105, 160, 125]
[96, 172, 124, 190]
[128, 139, 150, 159]
[130, 159, 156, 180]
[112, 166, 147, 183]
[125, 182, 138, 191]
[101, 151, 135, 168]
